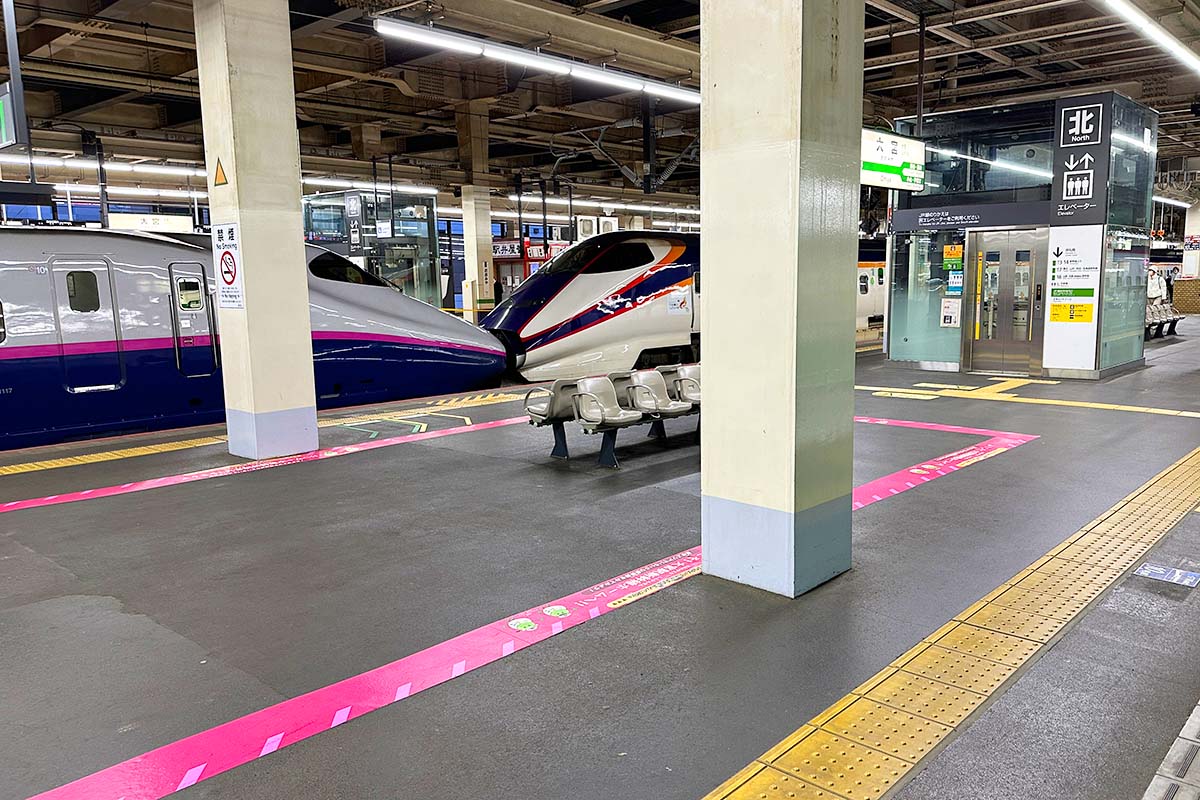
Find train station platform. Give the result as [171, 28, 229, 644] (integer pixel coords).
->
[3, 323, 1199, 800]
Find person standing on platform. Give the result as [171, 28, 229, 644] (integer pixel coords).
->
[1147, 267, 1168, 306]
[1167, 266, 1179, 303]
[494, 276, 505, 305]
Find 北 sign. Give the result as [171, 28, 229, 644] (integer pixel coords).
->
[212, 222, 245, 309]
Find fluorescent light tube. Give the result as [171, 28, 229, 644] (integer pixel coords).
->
[374, 18, 484, 56]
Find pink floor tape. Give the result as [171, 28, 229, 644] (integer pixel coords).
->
[25, 417, 1037, 800]
[29, 549, 706, 800]
[0, 417, 530, 516]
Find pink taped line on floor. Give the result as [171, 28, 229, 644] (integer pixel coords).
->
[26, 416, 1036, 800]
[0, 417, 529, 516]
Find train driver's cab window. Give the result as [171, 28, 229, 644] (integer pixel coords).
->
[308, 252, 390, 287]
[582, 241, 655, 274]
[176, 278, 204, 311]
[0, 300, 6, 344]
[66, 271, 101, 313]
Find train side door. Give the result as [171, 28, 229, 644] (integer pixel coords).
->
[50, 256, 124, 392]
[169, 261, 218, 377]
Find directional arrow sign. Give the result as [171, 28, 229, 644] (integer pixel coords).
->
[1053, 248, 1064, 258]
[1079, 152, 1094, 168]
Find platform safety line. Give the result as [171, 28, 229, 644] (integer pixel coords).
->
[0, 436, 228, 477]
[856, 383, 1200, 419]
[705, 445, 1200, 800]
[0, 418, 528, 517]
[26, 418, 1038, 800]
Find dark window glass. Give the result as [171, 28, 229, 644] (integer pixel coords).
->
[542, 239, 659, 276]
[177, 278, 204, 311]
[859, 275, 870, 295]
[582, 242, 655, 274]
[0, 299, 6, 343]
[67, 271, 101, 312]
[308, 252, 389, 287]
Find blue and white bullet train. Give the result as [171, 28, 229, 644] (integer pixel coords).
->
[482, 231, 701, 381]
[0, 228, 506, 450]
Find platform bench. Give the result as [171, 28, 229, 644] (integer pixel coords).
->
[523, 365, 700, 468]
[1145, 304, 1186, 340]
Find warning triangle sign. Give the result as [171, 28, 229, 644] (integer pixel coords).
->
[213, 159, 228, 187]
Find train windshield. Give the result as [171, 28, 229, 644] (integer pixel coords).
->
[541, 239, 656, 275]
[308, 252, 393, 288]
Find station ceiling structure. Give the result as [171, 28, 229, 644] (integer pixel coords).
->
[4, 0, 1200, 204]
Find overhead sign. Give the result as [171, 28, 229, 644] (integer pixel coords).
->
[212, 222, 245, 309]
[1052, 95, 1112, 226]
[109, 212, 193, 233]
[1043, 224, 1103, 370]
[493, 240, 523, 259]
[861, 129, 925, 192]
[345, 192, 365, 257]
[892, 201, 1051, 232]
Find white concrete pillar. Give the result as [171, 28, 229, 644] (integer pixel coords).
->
[194, 0, 318, 459]
[461, 185, 494, 323]
[1184, 202, 1200, 278]
[699, 0, 863, 597]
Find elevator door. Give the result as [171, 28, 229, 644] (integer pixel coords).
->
[969, 231, 1039, 374]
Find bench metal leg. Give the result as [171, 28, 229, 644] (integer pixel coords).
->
[1168, 319, 1180, 336]
[598, 429, 620, 469]
[1156, 322, 1167, 338]
[647, 419, 667, 440]
[1145, 326, 1153, 341]
[551, 421, 570, 460]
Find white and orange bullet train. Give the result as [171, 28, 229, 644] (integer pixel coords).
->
[482, 231, 887, 381]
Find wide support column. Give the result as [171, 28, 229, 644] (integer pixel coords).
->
[457, 99, 495, 323]
[461, 185, 494, 324]
[194, 0, 318, 459]
[1184, 203, 1200, 278]
[699, 0, 863, 597]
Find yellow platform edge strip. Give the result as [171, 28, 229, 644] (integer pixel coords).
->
[0, 392, 526, 477]
[705, 447, 1200, 800]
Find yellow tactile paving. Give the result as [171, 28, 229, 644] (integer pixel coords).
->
[958, 601, 1069, 643]
[892, 645, 1015, 695]
[927, 623, 1040, 669]
[705, 444, 1200, 800]
[715, 766, 837, 799]
[0, 436, 227, 476]
[766, 728, 912, 800]
[819, 698, 953, 763]
[857, 670, 988, 728]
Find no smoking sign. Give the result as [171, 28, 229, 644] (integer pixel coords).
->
[212, 223, 245, 309]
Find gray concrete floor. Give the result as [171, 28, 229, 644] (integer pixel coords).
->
[1, 322, 1198, 800]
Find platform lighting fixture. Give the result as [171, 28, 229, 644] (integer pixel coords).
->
[1101, 0, 1200, 77]
[1153, 195, 1192, 208]
[373, 18, 701, 105]
[926, 146, 1054, 179]
[482, 45, 571, 76]
[301, 176, 439, 196]
[507, 193, 701, 216]
[54, 183, 207, 199]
